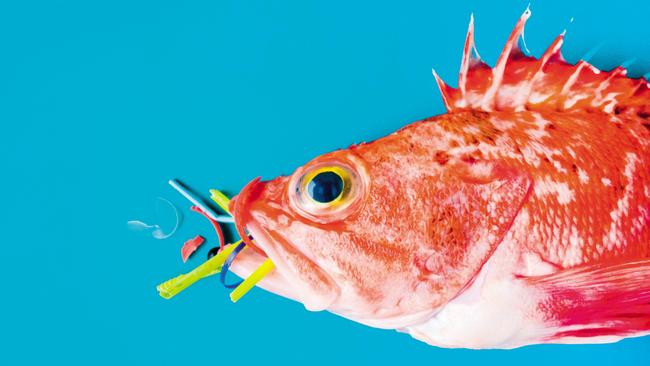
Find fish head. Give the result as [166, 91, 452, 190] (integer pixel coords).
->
[229, 129, 531, 328]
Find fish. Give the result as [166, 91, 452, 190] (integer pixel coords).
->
[222, 9, 650, 349]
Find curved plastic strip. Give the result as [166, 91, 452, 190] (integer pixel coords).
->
[220, 242, 246, 289]
[191, 206, 225, 249]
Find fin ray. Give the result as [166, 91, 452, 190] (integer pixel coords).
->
[526, 259, 650, 340]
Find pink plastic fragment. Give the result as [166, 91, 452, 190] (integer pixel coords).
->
[191, 206, 225, 249]
[181, 235, 206, 263]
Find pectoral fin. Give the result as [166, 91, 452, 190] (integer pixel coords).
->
[525, 259, 650, 340]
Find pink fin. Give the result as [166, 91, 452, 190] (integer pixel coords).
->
[526, 259, 650, 340]
[181, 235, 205, 263]
[434, 9, 650, 115]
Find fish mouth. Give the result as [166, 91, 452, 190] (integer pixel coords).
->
[229, 178, 341, 311]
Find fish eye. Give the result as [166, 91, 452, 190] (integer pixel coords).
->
[307, 170, 345, 203]
[289, 160, 367, 223]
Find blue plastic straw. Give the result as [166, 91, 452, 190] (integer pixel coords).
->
[168, 179, 234, 223]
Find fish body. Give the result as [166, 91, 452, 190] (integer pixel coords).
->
[227, 10, 650, 348]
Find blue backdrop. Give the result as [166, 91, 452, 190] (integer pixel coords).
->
[2, 0, 650, 364]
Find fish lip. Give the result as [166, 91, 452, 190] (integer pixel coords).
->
[243, 213, 341, 311]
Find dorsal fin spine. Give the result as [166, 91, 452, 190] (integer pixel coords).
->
[458, 14, 477, 108]
[523, 34, 565, 106]
[432, 69, 452, 111]
[479, 8, 531, 111]
[559, 60, 589, 109]
[591, 67, 626, 110]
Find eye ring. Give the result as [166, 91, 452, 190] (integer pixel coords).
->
[288, 157, 367, 223]
[304, 167, 349, 205]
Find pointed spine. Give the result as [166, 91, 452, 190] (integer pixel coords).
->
[524, 33, 565, 106]
[558, 60, 589, 109]
[432, 69, 452, 112]
[458, 14, 478, 109]
[479, 7, 531, 110]
[591, 67, 627, 113]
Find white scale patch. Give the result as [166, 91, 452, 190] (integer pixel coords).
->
[563, 227, 586, 267]
[578, 168, 589, 184]
[534, 176, 575, 205]
[490, 117, 516, 130]
[514, 114, 569, 174]
[566, 146, 577, 159]
[604, 153, 638, 251]
[526, 127, 549, 140]
[462, 125, 480, 134]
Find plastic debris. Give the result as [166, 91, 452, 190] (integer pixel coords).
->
[169, 179, 233, 223]
[157, 240, 242, 299]
[181, 235, 205, 263]
[127, 197, 182, 239]
[220, 241, 246, 289]
[230, 259, 275, 303]
[157, 186, 277, 302]
[191, 206, 225, 249]
[209, 188, 231, 214]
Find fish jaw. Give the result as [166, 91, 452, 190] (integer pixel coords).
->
[246, 217, 341, 311]
[229, 179, 341, 311]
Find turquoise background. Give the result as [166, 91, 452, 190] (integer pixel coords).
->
[2, 0, 650, 364]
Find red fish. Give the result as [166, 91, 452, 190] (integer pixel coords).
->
[227, 9, 650, 348]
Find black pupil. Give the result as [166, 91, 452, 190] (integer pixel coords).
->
[307, 171, 344, 203]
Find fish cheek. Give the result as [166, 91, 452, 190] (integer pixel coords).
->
[258, 223, 341, 311]
[419, 162, 533, 304]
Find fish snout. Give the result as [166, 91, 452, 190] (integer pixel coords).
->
[230, 177, 341, 311]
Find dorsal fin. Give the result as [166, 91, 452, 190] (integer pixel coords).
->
[433, 9, 650, 115]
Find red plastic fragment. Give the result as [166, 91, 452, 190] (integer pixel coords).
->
[181, 235, 205, 263]
[190, 206, 226, 249]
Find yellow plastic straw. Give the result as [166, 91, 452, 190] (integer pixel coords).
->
[209, 188, 232, 214]
[229, 258, 276, 303]
[157, 240, 242, 299]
